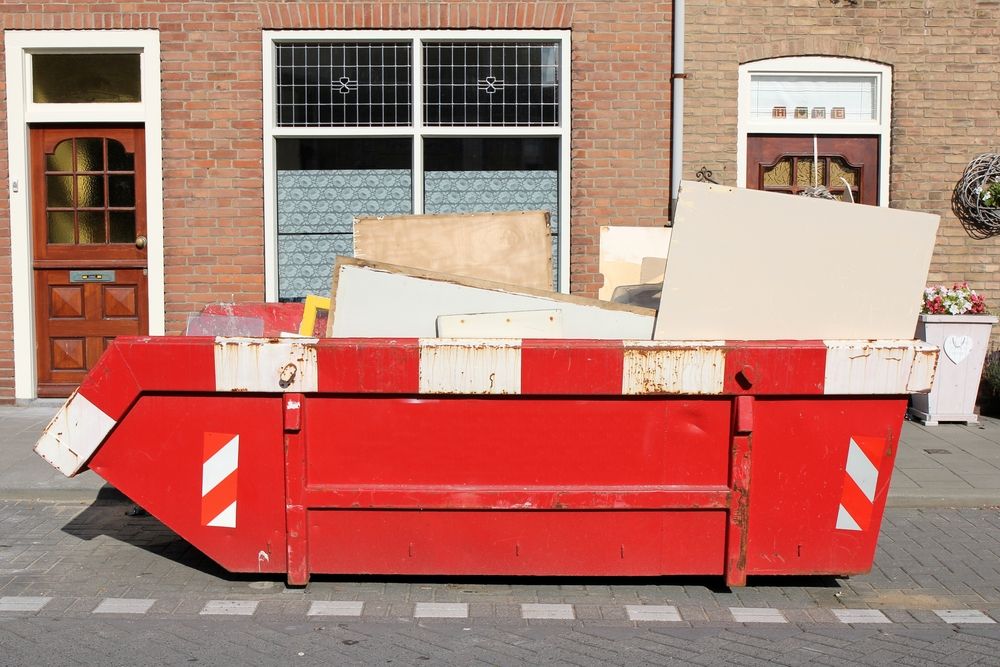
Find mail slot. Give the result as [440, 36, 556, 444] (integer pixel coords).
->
[69, 270, 115, 283]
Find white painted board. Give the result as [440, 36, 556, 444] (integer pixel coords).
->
[329, 258, 655, 339]
[653, 181, 940, 341]
[598, 226, 672, 300]
[436, 310, 564, 338]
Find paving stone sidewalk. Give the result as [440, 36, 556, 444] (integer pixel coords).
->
[2, 500, 1000, 627]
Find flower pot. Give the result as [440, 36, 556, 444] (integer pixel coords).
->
[909, 313, 998, 424]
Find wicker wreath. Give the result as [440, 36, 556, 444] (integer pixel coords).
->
[953, 153, 1000, 239]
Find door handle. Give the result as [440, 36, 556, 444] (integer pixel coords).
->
[135, 235, 147, 249]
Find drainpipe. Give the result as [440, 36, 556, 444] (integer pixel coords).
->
[670, 0, 685, 220]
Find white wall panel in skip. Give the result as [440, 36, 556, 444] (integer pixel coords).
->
[328, 258, 655, 339]
[436, 310, 563, 338]
[654, 181, 939, 341]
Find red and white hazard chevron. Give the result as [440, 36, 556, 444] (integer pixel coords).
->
[836, 436, 887, 532]
[35, 337, 937, 477]
[201, 432, 239, 528]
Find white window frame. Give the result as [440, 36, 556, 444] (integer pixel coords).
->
[4, 30, 164, 400]
[262, 30, 572, 298]
[736, 57, 891, 206]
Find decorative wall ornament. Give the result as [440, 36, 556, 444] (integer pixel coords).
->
[952, 153, 1000, 239]
[695, 167, 718, 184]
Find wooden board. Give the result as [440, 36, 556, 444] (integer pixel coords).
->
[328, 257, 655, 339]
[353, 211, 553, 291]
[653, 181, 940, 341]
[437, 310, 564, 338]
[598, 226, 671, 300]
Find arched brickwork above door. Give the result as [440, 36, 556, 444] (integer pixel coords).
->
[738, 37, 894, 68]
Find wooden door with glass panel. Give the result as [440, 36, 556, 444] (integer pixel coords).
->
[31, 126, 148, 397]
[747, 135, 879, 206]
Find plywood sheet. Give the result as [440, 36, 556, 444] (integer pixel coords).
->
[353, 211, 553, 291]
[436, 310, 564, 338]
[328, 257, 655, 339]
[653, 181, 940, 341]
[598, 226, 671, 300]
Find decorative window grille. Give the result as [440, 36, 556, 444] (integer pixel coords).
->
[423, 42, 559, 126]
[275, 42, 412, 127]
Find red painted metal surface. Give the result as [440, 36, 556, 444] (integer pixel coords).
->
[745, 397, 905, 576]
[308, 511, 727, 576]
[88, 395, 287, 574]
[39, 333, 930, 586]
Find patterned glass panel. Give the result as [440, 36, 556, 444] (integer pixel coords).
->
[76, 139, 104, 171]
[32, 54, 141, 103]
[795, 158, 826, 188]
[109, 175, 135, 207]
[46, 176, 73, 208]
[275, 42, 412, 127]
[47, 212, 74, 244]
[77, 176, 105, 207]
[424, 138, 559, 287]
[78, 211, 106, 244]
[108, 141, 135, 171]
[110, 211, 136, 243]
[276, 138, 413, 301]
[762, 159, 791, 186]
[423, 42, 560, 126]
[43, 137, 137, 246]
[829, 157, 858, 186]
[46, 140, 73, 172]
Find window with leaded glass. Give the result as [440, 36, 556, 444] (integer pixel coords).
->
[266, 32, 570, 301]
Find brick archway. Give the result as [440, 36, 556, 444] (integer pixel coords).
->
[738, 37, 894, 68]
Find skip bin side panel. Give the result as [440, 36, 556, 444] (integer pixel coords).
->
[305, 396, 732, 487]
[87, 395, 287, 574]
[308, 510, 727, 576]
[745, 397, 905, 576]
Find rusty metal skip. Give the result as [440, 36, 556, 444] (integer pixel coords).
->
[34, 324, 937, 586]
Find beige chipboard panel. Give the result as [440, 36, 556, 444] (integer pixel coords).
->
[653, 181, 939, 341]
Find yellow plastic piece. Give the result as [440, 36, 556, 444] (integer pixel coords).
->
[299, 295, 331, 336]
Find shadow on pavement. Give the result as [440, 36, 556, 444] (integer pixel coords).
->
[59, 492, 276, 583]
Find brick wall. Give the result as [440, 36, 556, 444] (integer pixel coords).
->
[683, 0, 1000, 312]
[0, 1, 674, 400]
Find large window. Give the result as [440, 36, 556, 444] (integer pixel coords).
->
[264, 31, 571, 301]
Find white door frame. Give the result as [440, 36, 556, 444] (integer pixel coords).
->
[4, 30, 165, 400]
[736, 56, 891, 206]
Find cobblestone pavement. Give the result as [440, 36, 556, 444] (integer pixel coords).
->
[2, 500, 1000, 663]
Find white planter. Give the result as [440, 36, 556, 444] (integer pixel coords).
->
[909, 313, 998, 425]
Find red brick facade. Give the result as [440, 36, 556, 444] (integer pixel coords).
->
[0, 1, 674, 401]
[3, 2, 997, 401]
[682, 0, 1000, 310]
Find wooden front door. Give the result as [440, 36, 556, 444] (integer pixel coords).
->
[31, 126, 148, 397]
[747, 135, 879, 205]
